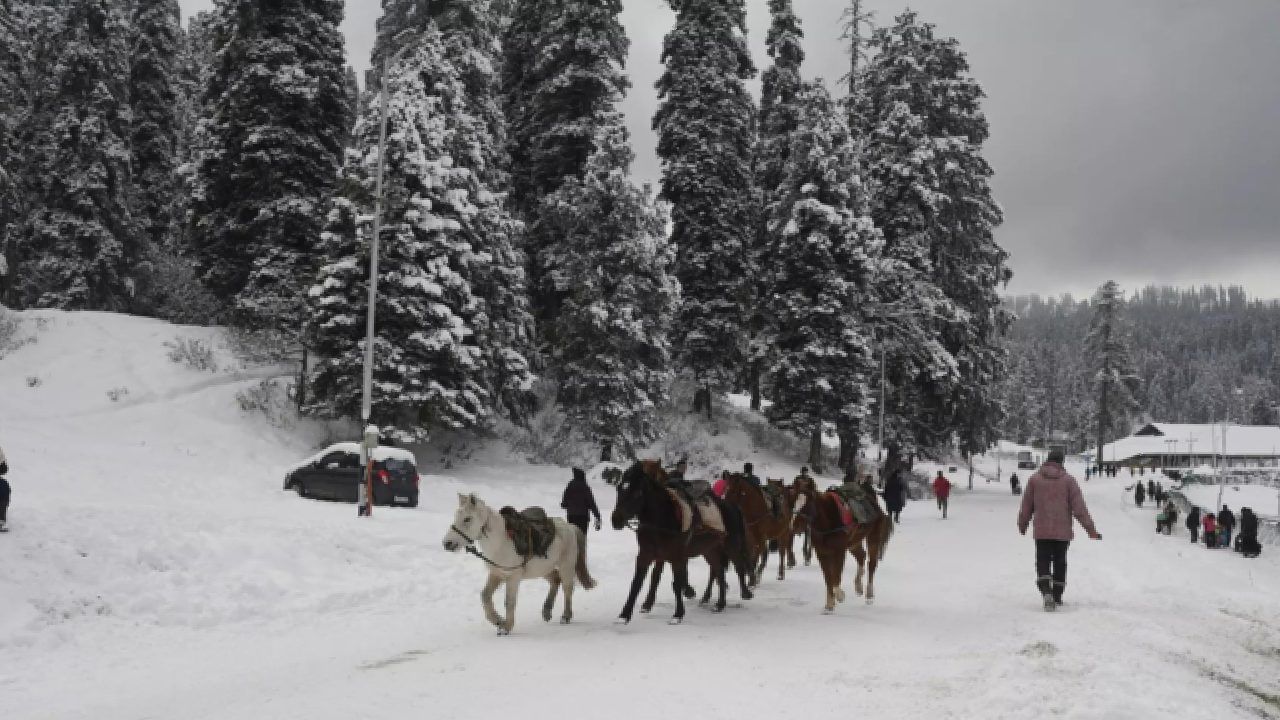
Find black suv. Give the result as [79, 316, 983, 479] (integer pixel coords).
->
[283, 443, 420, 507]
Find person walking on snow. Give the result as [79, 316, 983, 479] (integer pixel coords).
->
[931, 471, 952, 519]
[1202, 513, 1217, 549]
[1237, 508, 1262, 558]
[1218, 505, 1235, 549]
[1017, 449, 1101, 612]
[1010, 472, 1021, 495]
[0, 443, 9, 532]
[560, 468, 602, 536]
[1134, 481, 1146, 507]
[1185, 506, 1201, 543]
[882, 469, 906, 523]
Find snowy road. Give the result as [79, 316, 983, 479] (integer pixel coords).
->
[2, 311, 1279, 719]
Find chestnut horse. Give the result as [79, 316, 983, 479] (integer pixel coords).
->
[721, 474, 794, 584]
[794, 482, 894, 612]
[611, 461, 751, 623]
[787, 475, 817, 567]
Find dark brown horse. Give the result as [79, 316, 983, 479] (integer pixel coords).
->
[611, 461, 751, 623]
[794, 482, 894, 612]
[721, 474, 794, 585]
[786, 475, 818, 567]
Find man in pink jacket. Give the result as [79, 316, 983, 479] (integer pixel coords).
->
[1017, 449, 1101, 612]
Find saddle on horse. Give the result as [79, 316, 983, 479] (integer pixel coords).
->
[763, 483, 785, 519]
[828, 483, 884, 525]
[666, 483, 727, 536]
[499, 506, 557, 558]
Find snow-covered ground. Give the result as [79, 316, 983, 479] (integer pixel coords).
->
[2, 310, 1279, 719]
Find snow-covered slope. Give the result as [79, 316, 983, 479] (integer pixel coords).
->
[2, 309, 1279, 719]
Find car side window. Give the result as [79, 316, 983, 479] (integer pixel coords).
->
[319, 452, 346, 468]
[341, 453, 362, 468]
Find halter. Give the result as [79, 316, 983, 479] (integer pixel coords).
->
[615, 470, 686, 536]
[451, 506, 530, 572]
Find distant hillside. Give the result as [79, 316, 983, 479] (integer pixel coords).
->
[999, 285, 1280, 449]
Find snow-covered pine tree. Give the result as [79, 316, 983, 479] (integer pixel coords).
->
[190, 0, 349, 331]
[9, 0, 138, 310]
[308, 20, 536, 439]
[0, 0, 19, 295]
[861, 10, 1010, 465]
[654, 0, 757, 416]
[502, 0, 629, 331]
[745, 0, 804, 414]
[128, 0, 183, 313]
[762, 83, 878, 471]
[539, 120, 677, 461]
[1085, 280, 1141, 458]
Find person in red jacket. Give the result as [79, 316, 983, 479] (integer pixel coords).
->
[1017, 449, 1101, 611]
[1202, 513, 1217, 549]
[931, 471, 952, 519]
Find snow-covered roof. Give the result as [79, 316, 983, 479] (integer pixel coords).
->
[1092, 424, 1280, 462]
[288, 442, 418, 472]
[1177, 483, 1279, 519]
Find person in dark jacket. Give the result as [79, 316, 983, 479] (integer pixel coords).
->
[0, 443, 9, 531]
[1218, 505, 1236, 548]
[882, 470, 906, 523]
[1010, 473, 1021, 495]
[1237, 508, 1262, 558]
[560, 468, 601, 535]
[1185, 506, 1200, 543]
[1134, 482, 1146, 507]
[1147, 479, 1155, 497]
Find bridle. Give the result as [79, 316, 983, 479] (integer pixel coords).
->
[450, 506, 529, 571]
[615, 470, 684, 536]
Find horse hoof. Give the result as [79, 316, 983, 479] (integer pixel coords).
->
[668, 617, 683, 625]
[712, 605, 725, 613]
[822, 607, 834, 615]
[865, 597, 875, 606]
[560, 616, 571, 624]
[639, 607, 652, 614]
[616, 616, 631, 625]
[497, 627, 510, 636]
[741, 590, 754, 600]
[542, 611, 552, 622]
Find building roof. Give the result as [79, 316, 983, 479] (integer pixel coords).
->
[1091, 424, 1280, 462]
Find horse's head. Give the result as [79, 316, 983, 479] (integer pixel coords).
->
[767, 478, 784, 489]
[611, 461, 652, 530]
[442, 493, 491, 552]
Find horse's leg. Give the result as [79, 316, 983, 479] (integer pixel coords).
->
[670, 558, 689, 624]
[542, 570, 561, 622]
[773, 525, 783, 579]
[641, 562, 663, 613]
[803, 528, 813, 566]
[713, 550, 728, 612]
[560, 559, 577, 624]
[499, 574, 521, 635]
[481, 572, 504, 628]
[864, 536, 880, 606]
[850, 540, 867, 598]
[619, 555, 651, 623]
[817, 546, 837, 612]
[700, 560, 715, 606]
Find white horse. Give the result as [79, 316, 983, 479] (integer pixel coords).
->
[442, 493, 596, 635]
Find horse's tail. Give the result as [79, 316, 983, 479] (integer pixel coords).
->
[573, 526, 596, 590]
[877, 514, 894, 561]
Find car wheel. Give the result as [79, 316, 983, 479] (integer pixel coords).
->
[407, 498, 418, 508]
[294, 482, 307, 498]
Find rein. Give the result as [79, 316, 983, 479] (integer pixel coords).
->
[451, 513, 530, 572]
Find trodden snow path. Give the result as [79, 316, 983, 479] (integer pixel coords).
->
[1, 310, 1278, 719]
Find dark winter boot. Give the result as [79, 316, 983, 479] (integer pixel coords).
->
[1052, 582, 1065, 607]
[1036, 576, 1055, 612]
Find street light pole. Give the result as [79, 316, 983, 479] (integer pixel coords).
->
[877, 338, 885, 462]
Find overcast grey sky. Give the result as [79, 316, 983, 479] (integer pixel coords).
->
[179, 0, 1280, 300]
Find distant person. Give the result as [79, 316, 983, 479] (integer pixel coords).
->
[1218, 505, 1236, 549]
[742, 462, 762, 487]
[560, 468, 602, 535]
[1202, 513, 1218, 549]
[0, 443, 9, 532]
[1017, 449, 1101, 611]
[882, 469, 907, 523]
[1134, 482, 1146, 507]
[931, 471, 952, 519]
[1156, 501, 1178, 535]
[1147, 479, 1155, 497]
[1084, 467, 1091, 481]
[1010, 472, 1021, 495]
[1237, 508, 1262, 558]
[1185, 506, 1201, 543]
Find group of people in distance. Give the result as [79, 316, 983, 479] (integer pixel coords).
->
[1182, 502, 1263, 558]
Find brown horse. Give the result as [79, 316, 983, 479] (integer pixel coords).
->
[786, 475, 818, 567]
[611, 461, 751, 623]
[794, 482, 894, 612]
[721, 474, 795, 585]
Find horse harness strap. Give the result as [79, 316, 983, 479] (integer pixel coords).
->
[451, 522, 530, 572]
